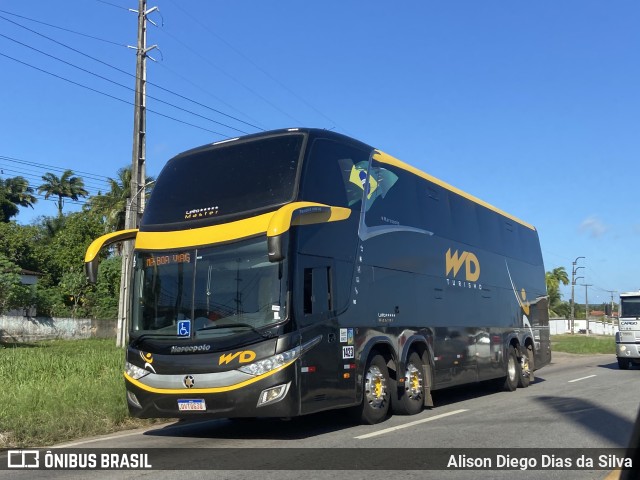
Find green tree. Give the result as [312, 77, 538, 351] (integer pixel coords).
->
[0, 176, 37, 222]
[0, 222, 44, 272]
[84, 256, 121, 319]
[86, 167, 131, 232]
[86, 166, 154, 233]
[0, 253, 22, 314]
[38, 170, 89, 216]
[545, 266, 570, 317]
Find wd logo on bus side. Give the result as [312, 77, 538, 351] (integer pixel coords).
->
[219, 350, 257, 365]
[445, 248, 480, 282]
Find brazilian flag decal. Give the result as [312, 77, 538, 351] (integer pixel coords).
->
[349, 164, 379, 199]
[340, 159, 398, 210]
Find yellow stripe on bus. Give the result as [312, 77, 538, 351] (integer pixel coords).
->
[124, 360, 296, 394]
[135, 212, 274, 250]
[373, 150, 536, 231]
[134, 203, 351, 251]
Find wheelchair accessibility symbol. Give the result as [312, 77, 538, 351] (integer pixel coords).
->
[178, 320, 191, 337]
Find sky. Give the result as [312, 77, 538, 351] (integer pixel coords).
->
[1, 0, 639, 306]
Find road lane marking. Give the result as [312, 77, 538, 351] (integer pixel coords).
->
[355, 409, 469, 439]
[568, 374, 597, 383]
[54, 422, 177, 447]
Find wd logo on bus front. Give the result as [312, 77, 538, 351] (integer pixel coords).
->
[218, 350, 257, 365]
[445, 248, 480, 282]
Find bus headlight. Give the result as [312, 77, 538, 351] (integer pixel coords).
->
[125, 361, 150, 380]
[238, 346, 300, 376]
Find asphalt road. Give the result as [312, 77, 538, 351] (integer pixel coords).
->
[3, 352, 639, 480]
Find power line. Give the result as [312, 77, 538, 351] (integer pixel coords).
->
[152, 60, 266, 131]
[150, 20, 304, 126]
[0, 155, 111, 183]
[0, 50, 229, 137]
[0, 167, 107, 196]
[0, 8, 127, 47]
[0, 12, 263, 134]
[95, 0, 132, 12]
[0, 31, 251, 135]
[167, 0, 344, 132]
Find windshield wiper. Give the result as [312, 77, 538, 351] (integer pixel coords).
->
[196, 322, 275, 339]
[131, 333, 175, 349]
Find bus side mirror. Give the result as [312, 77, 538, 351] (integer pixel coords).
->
[268, 234, 288, 263]
[266, 203, 351, 262]
[84, 229, 138, 283]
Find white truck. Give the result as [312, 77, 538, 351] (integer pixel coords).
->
[616, 291, 640, 369]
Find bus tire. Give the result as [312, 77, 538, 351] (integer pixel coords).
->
[357, 352, 391, 425]
[518, 345, 534, 388]
[392, 352, 425, 416]
[618, 358, 631, 370]
[503, 345, 520, 392]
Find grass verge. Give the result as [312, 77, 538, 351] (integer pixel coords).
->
[0, 339, 164, 448]
[551, 334, 616, 355]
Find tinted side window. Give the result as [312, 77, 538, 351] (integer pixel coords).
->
[364, 161, 421, 229]
[448, 194, 480, 245]
[299, 139, 371, 208]
[417, 181, 452, 237]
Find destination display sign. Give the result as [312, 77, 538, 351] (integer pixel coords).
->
[144, 253, 191, 268]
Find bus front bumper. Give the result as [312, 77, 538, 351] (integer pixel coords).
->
[124, 362, 299, 419]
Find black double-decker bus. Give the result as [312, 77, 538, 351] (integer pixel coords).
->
[85, 128, 550, 424]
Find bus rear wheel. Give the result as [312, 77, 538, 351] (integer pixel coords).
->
[502, 346, 520, 392]
[392, 352, 425, 416]
[518, 345, 535, 388]
[356, 353, 391, 425]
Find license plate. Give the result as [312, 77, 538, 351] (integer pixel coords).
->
[178, 399, 206, 411]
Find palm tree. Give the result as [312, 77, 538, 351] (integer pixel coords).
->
[546, 266, 570, 316]
[87, 167, 130, 232]
[38, 170, 89, 216]
[86, 166, 154, 232]
[0, 176, 37, 222]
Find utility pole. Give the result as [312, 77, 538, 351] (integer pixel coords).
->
[603, 289, 617, 319]
[116, 0, 158, 347]
[570, 256, 585, 334]
[581, 283, 592, 336]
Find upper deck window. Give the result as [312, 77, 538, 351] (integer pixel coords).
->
[142, 134, 304, 227]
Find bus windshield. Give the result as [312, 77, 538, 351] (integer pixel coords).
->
[141, 134, 304, 227]
[130, 236, 287, 338]
[621, 297, 640, 318]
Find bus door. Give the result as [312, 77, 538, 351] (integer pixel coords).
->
[296, 255, 350, 413]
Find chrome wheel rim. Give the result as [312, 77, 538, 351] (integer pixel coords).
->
[365, 365, 387, 409]
[404, 363, 423, 401]
[507, 355, 517, 381]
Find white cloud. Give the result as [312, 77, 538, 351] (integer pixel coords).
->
[579, 216, 608, 238]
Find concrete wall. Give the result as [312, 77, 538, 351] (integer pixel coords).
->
[0, 315, 116, 343]
[2, 315, 617, 343]
[550, 318, 618, 336]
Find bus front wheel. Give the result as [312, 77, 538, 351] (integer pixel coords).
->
[356, 352, 391, 425]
